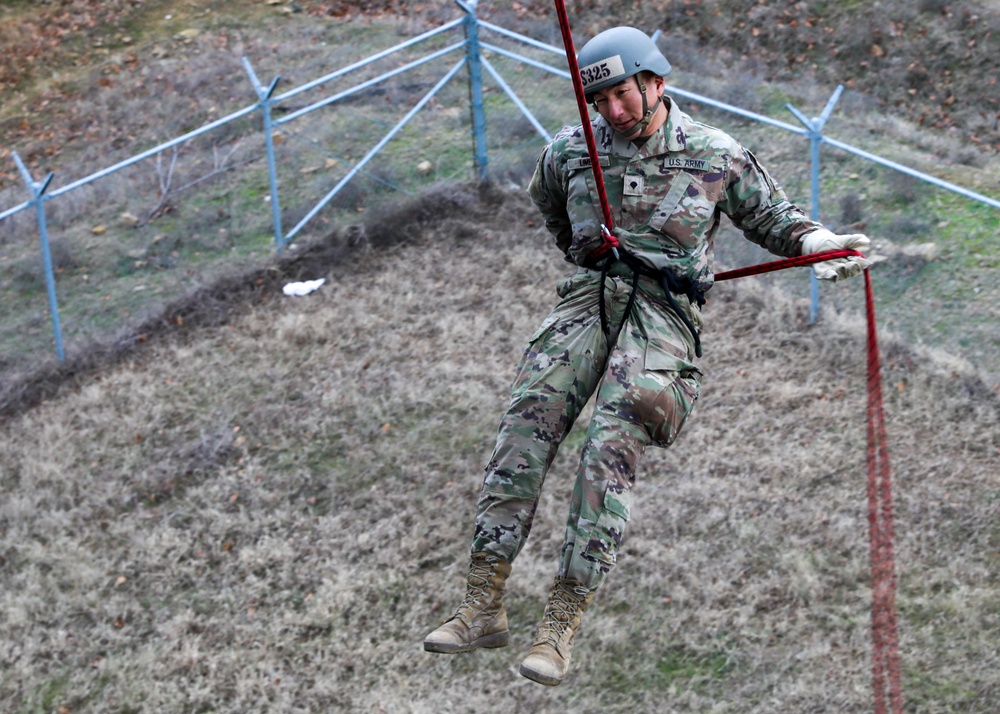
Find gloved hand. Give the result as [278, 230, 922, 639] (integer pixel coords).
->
[801, 228, 872, 281]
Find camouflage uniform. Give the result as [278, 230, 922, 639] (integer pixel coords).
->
[471, 98, 821, 590]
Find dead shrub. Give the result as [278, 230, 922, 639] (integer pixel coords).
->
[838, 192, 865, 226]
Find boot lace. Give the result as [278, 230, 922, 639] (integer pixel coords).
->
[455, 556, 500, 618]
[536, 583, 590, 651]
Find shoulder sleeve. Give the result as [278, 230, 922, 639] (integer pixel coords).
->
[527, 138, 573, 256]
[721, 147, 820, 257]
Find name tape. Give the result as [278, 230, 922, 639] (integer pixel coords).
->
[566, 156, 611, 171]
[663, 157, 710, 171]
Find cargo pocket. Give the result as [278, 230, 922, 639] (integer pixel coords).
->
[647, 369, 701, 448]
[644, 331, 692, 372]
[582, 486, 631, 567]
[524, 311, 561, 347]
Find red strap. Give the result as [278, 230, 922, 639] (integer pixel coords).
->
[719, 250, 903, 714]
[714, 248, 857, 281]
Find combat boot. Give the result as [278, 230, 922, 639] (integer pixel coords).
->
[423, 552, 512, 654]
[518, 578, 595, 686]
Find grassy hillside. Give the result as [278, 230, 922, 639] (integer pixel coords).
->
[1, 184, 998, 712]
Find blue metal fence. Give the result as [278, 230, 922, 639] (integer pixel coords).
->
[2, 0, 998, 362]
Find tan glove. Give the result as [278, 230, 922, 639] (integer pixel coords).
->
[801, 228, 872, 281]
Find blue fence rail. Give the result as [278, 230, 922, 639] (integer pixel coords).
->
[2, 0, 998, 362]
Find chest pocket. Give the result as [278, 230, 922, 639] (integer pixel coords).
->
[647, 173, 693, 233]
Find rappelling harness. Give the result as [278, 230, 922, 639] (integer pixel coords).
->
[591, 238, 706, 358]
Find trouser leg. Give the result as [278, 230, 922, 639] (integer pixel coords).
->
[559, 341, 702, 590]
[471, 290, 608, 563]
[558, 394, 649, 590]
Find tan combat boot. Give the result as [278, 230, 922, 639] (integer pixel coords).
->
[423, 552, 512, 654]
[518, 578, 595, 686]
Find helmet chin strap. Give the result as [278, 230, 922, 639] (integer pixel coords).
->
[618, 78, 662, 139]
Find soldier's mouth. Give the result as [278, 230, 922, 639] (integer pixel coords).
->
[615, 120, 640, 135]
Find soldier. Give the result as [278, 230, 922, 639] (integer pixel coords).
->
[423, 26, 870, 686]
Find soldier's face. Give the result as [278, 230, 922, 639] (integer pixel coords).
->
[591, 75, 665, 138]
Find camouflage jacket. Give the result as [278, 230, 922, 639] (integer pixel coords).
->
[528, 98, 821, 298]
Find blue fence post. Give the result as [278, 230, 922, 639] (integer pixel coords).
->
[787, 85, 844, 323]
[12, 152, 65, 363]
[457, 0, 489, 180]
[242, 58, 285, 252]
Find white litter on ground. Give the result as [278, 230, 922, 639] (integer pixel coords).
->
[282, 278, 326, 297]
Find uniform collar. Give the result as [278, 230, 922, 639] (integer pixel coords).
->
[662, 97, 689, 153]
[597, 96, 688, 158]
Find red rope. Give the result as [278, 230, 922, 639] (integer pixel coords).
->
[862, 267, 904, 714]
[720, 251, 903, 714]
[552, 1, 618, 248]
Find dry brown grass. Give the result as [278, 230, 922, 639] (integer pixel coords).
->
[1, 184, 997, 712]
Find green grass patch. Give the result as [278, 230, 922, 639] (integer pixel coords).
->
[904, 668, 980, 710]
[753, 86, 806, 119]
[597, 642, 740, 696]
[656, 645, 738, 684]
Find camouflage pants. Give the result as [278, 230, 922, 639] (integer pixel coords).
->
[471, 269, 702, 591]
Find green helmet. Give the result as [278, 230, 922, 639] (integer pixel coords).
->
[577, 26, 672, 100]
